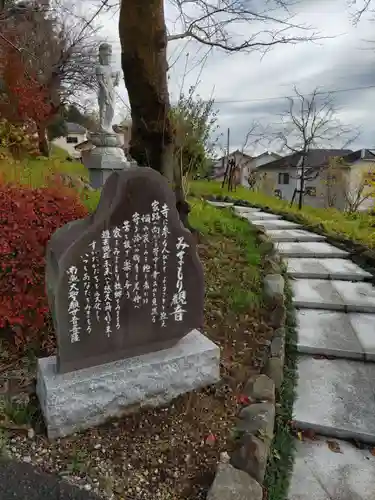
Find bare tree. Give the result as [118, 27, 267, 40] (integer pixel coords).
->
[270, 86, 359, 209]
[117, 0, 328, 227]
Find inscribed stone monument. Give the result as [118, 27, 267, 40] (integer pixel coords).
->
[37, 168, 220, 438]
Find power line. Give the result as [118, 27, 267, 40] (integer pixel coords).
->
[209, 84, 375, 105]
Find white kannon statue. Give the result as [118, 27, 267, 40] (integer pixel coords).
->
[96, 43, 121, 133]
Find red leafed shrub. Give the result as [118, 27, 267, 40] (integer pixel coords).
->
[0, 182, 88, 348]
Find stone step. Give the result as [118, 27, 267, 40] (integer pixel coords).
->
[251, 219, 301, 230]
[287, 257, 372, 281]
[292, 279, 375, 313]
[233, 206, 260, 215]
[293, 355, 375, 444]
[242, 211, 282, 221]
[288, 437, 375, 500]
[206, 200, 234, 208]
[297, 309, 375, 361]
[276, 241, 348, 258]
[266, 229, 325, 242]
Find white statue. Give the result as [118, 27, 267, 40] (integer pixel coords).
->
[96, 43, 121, 133]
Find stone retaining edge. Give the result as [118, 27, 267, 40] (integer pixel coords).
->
[206, 202, 287, 500]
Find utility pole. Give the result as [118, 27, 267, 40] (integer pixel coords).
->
[221, 128, 231, 190]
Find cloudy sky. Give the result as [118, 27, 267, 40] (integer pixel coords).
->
[93, 0, 375, 155]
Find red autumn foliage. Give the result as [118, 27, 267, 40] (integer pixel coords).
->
[0, 181, 88, 347]
[0, 49, 52, 126]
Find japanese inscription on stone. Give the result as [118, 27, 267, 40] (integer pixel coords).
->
[45, 167, 204, 373]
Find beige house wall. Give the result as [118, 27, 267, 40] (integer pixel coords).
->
[256, 159, 375, 211]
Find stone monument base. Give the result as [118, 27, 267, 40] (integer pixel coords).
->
[37, 330, 220, 439]
[84, 146, 131, 189]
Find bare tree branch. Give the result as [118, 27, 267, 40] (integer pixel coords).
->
[267, 85, 360, 208]
[166, 0, 329, 53]
[349, 0, 374, 23]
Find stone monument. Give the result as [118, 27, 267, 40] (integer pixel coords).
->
[84, 42, 130, 189]
[37, 167, 220, 438]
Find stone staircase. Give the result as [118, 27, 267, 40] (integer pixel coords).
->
[234, 205, 375, 500]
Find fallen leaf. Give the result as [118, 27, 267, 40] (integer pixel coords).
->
[327, 440, 342, 454]
[304, 428, 317, 440]
[205, 433, 217, 446]
[370, 448, 375, 456]
[237, 394, 251, 405]
[297, 431, 303, 441]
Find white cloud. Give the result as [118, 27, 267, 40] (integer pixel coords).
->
[94, 0, 375, 154]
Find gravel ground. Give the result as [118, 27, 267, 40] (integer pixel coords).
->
[0, 236, 273, 499]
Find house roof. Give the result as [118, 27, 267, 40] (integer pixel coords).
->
[214, 150, 253, 163]
[74, 140, 95, 151]
[256, 149, 353, 171]
[252, 151, 281, 161]
[341, 149, 375, 163]
[66, 122, 87, 135]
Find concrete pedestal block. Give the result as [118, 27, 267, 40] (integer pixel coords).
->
[37, 330, 220, 438]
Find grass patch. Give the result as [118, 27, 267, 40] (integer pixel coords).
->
[264, 279, 298, 500]
[190, 180, 375, 249]
[0, 146, 88, 188]
[189, 198, 263, 311]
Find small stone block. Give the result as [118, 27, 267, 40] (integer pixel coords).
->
[207, 463, 263, 500]
[230, 432, 269, 483]
[263, 357, 284, 389]
[37, 330, 220, 439]
[244, 374, 275, 402]
[237, 402, 275, 438]
[264, 274, 285, 299]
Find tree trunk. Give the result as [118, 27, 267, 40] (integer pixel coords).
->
[37, 123, 50, 157]
[119, 0, 195, 231]
[119, 0, 173, 179]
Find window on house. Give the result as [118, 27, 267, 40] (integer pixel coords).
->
[278, 172, 290, 185]
[66, 136, 78, 144]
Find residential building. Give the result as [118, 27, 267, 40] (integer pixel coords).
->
[211, 150, 281, 187]
[255, 148, 375, 211]
[211, 150, 253, 184]
[242, 151, 281, 186]
[52, 122, 88, 159]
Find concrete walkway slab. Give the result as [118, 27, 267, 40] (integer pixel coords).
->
[206, 201, 234, 208]
[287, 258, 372, 281]
[296, 309, 364, 359]
[349, 313, 375, 361]
[292, 279, 346, 311]
[267, 229, 325, 242]
[294, 356, 375, 443]
[244, 211, 282, 221]
[292, 279, 375, 313]
[276, 241, 348, 258]
[251, 219, 301, 230]
[233, 206, 260, 215]
[288, 437, 375, 500]
[333, 281, 375, 313]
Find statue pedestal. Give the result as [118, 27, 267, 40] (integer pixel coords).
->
[84, 133, 132, 189]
